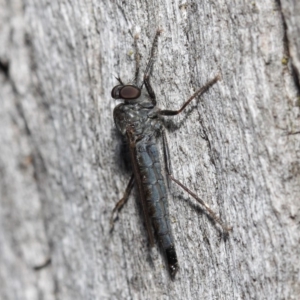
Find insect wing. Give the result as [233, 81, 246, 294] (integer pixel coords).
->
[126, 128, 155, 246]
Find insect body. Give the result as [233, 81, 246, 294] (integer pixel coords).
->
[111, 30, 230, 278]
[113, 85, 178, 275]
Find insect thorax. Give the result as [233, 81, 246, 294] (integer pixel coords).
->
[113, 102, 162, 138]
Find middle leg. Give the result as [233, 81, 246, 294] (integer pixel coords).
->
[159, 75, 220, 116]
[110, 174, 135, 232]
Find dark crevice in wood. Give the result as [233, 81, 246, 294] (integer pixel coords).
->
[276, 0, 300, 96]
[0, 59, 9, 78]
[291, 63, 300, 97]
[15, 100, 48, 181]
[275, 0, 289, 57]
[33, 258, 52, 271]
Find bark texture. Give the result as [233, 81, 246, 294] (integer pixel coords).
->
[0, 1, 299, 299]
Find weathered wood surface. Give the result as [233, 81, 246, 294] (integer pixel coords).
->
[0, 1, 299, 299]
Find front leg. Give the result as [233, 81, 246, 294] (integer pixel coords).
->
[143, 29, 162, 81]
[144, 75, 156, 105]
[141, 29, 162, 106]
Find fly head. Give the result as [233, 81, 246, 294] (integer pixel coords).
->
[111, 84, 141, 101]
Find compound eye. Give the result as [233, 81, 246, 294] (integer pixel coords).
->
[111, 85, 123, 99]
[120, 85, 141, 100]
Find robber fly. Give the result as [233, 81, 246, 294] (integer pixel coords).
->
[110, 30, 230, 278]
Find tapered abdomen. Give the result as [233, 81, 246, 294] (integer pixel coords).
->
[134, 139, 178, 276]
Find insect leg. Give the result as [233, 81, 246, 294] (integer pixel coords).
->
[142, 30, 162, 105]
[110, 174, 135, 232]
[162, 131, 172, 188]
[115, 76, 125, 85]
[133, 34, 140, 85]
[143, 29, 162, 81]
[144, 75, 156, 106]
[159, 75, 220, 116]
[162, 132, 232, 233]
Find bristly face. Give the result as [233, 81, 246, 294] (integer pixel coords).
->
[111, 84, 141, 100]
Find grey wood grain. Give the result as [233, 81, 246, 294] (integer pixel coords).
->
[0, 1, 299, 299]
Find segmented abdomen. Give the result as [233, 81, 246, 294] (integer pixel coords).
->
[135, 140, 172, 243]
[135, 139, 178, 275]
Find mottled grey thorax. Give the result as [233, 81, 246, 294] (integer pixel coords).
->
[113, 100, 162, 141]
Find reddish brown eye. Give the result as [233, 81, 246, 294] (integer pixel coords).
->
[120, 85, 141, 99]
[111, 85, 123, 99]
